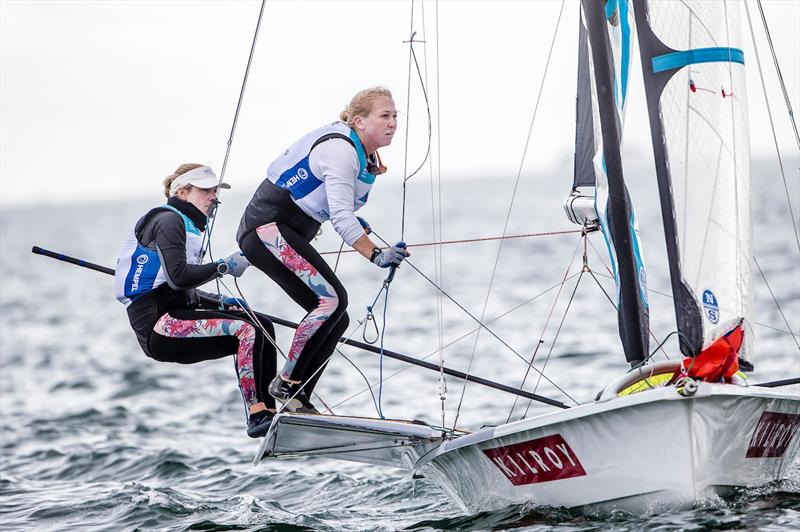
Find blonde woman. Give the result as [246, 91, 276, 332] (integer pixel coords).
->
[237, 87, 408, 413]
[115, 164, 277, 438]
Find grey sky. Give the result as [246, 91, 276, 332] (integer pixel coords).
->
[1, 0, 798, 206]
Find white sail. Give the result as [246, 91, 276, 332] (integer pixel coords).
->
[636, 0, 753, 360]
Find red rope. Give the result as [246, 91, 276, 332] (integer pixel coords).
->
[319, 229, 583, 255]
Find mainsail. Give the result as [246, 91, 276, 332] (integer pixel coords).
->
[568, 0, 650, 366]
[634, 0, 753, 361]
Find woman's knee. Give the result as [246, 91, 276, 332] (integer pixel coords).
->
[332, 285, 348, 314]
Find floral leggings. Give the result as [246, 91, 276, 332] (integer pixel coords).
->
[240, 222, 349, 394]
[149, 309, 276, 410]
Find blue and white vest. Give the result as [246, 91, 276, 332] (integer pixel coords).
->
[268, 121, 376, 222]
[115, 205, 204, 308]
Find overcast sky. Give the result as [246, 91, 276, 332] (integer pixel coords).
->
[1, 0, 798, 207]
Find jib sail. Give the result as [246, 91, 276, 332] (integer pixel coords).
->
[634, 0, 753, 362]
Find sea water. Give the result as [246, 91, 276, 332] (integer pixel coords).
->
[1, 168, 798, 531]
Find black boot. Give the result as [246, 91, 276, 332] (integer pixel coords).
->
[247, 410, 274, 438]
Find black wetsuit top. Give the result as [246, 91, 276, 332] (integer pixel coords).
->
[126, 197, 220, 355]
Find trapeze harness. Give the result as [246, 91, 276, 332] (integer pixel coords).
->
[116, 197, 276, 411]
[238, 121, 385, 394]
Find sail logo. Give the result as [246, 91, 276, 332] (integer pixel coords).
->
[702, 289, 720, 324]
[746, 412, 800, 458]
[483, 434, 586, 486]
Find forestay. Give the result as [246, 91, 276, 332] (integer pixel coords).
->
[635, 0, 753, 360]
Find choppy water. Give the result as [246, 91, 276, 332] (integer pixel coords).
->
[2, 168, 799, 530]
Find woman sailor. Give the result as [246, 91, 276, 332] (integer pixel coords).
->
[237, 86, 409, 413]
[115, 163, 277, 438]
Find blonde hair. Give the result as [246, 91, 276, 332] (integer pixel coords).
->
[162, 163, 204, 198]
[339, 86, 393, 127]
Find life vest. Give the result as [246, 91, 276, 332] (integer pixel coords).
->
[114, 204, 204, 307]
[267, 121, 381, 222]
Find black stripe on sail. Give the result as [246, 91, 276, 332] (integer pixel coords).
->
[582, 0, 650, 366]
[573, 10, 596, 189]
[633, 0, 704, 356]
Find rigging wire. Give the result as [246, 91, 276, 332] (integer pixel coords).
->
[756, 0, 800, 149]
[420, 0, 448, 430]
[328, 271, 583, 414]
[226, 273, 386, 415]
[317, 229, 583, 255]
[507, 232, 584, 422]
[522, 262, 586, 419]
[202, 0, 267, 260]
[399, 1, 435, 241]
[589, 269, 798, 338]
[433, 0, 447, 431]
[369, 230, 578, 405]
[753, 257, 800, 351]
[723, 1, 745, 333]
[744, 1, 800, 256]
[452, 0, 567, 431]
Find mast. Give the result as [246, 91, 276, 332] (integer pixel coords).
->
[580, 0, 650, 366]
[633, 0, 753, 360]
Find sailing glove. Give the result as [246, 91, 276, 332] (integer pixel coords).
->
[357, 216, 371, 235]
[371, 242, 408, 268]
[218, 251, 251, 278]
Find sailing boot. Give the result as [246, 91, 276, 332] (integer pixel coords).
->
[293, 387, 320, 415]
[268, 375, 304, 412]
[246, 410, 274, 438]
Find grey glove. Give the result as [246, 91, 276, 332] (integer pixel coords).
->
[220, 251, 251, 278]
[371, 242, 408, 268]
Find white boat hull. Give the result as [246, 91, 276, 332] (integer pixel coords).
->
[254, 382, 799, 513]
[414, 383, 800, 513]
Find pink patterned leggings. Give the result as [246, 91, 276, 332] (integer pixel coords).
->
[148, 308, 276, 410]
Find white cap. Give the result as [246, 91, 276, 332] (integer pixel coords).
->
[170, 166, 230, 195]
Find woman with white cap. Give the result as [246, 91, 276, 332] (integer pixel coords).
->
[115, 163, 277, 438]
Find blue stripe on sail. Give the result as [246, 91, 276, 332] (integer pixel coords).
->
[652, 47, 744, 73]
[604, 0, 618, 20]
[619, 0, 630, 104]
[629, 211, 648, 308]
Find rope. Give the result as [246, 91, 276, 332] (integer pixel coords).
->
[201, 0, 267, 259]
[318, 229, 582, 256]
[452, 0, 567, 431]
[756, 0, 800, 149]
[745, 2, 800, 256]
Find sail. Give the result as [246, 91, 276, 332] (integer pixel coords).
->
[572, 12, 596, 190]
[577, 0, 650, 366]
[634, 0, 753, 361]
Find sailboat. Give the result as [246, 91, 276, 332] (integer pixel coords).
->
[252, 0, 800, 513]
[27, 0, 798, 515]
